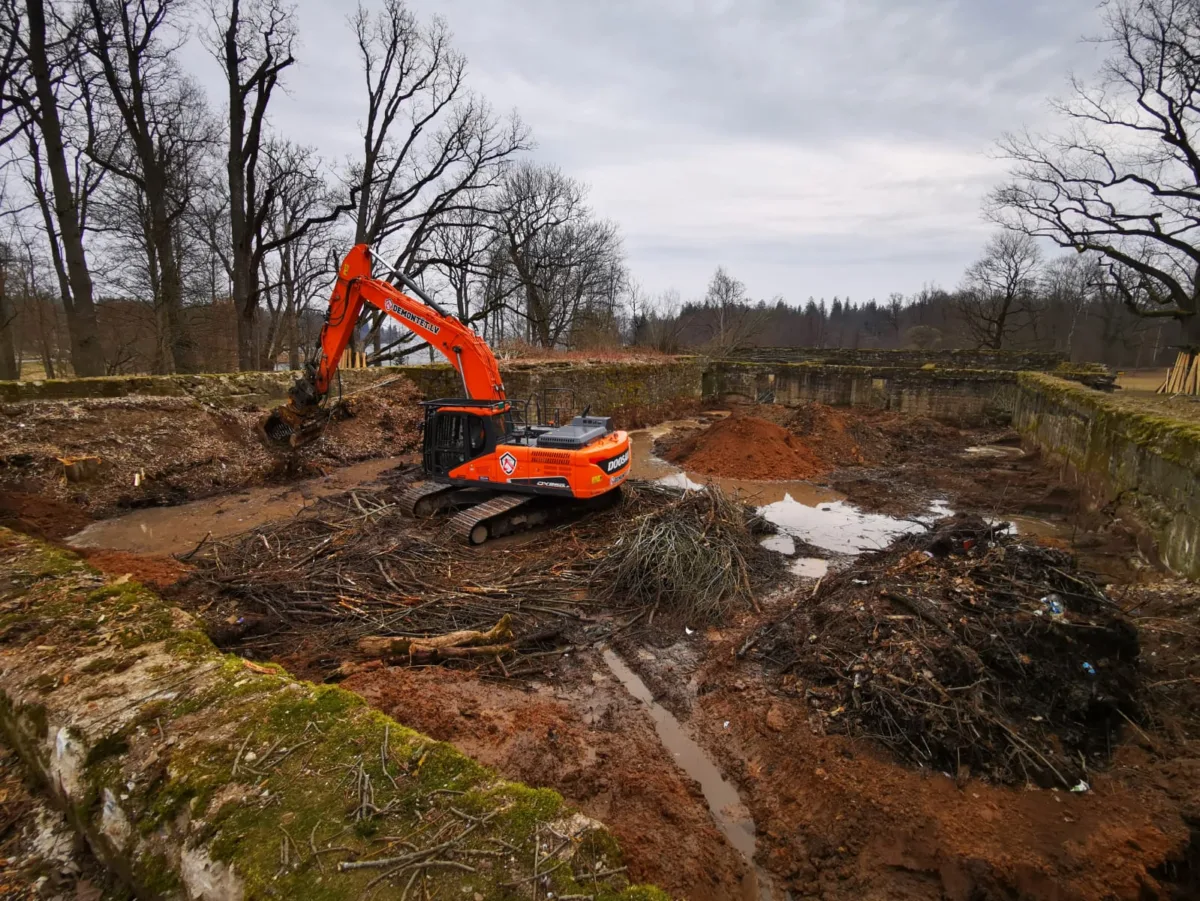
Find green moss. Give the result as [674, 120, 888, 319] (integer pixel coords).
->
[0, 528, 668, 900]
[79, 655, 134, 675]
[164, 630, 215, 659]
[1017, 372, 1200, 473]
[135, 851, 182, 896]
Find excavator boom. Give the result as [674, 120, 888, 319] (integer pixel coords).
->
[261, 245, 505, 447]
[259, 243, 631, 544]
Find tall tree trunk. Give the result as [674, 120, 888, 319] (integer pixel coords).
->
[1181, 310, 1200, 348]
[280, 240, 299, 370]
[0, 262, 17, 380]
[151, 182, 194, 372]
[140, 213, 171, 374]
[220, 0, 294, 371]
[26, 0, 104, 376]
[228, 87, 256, 369]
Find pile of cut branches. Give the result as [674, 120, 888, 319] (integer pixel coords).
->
[193, 483, 593, 673]
[756, 514, 1140, 786]
[594, 483, 779, 623]
[191, 478, 783, 674]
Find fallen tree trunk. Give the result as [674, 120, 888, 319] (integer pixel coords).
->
[357, 614, 514, 659]
[407, 643, 514, 663]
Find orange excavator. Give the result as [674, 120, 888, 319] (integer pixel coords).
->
[259, 244, 632, 544]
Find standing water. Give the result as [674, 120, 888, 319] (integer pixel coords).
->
[67, 457, 405, 556]
[627, 422, 951, 557]
[601, 649, 778, 901]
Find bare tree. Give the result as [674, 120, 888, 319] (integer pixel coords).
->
[632, 286, 686, 353]
[257, 139, 334, 369]
[0, 240, 16, 377]
[495, 163, 624, 348]
[344, 0, 527, 357]
[347, 1, 524, 251]
[702, 266, 764, 353]
[82, 0, 209, 373]
[904, 324, 942, 350]
[1041, 253, 1104, 359]
[426, 206, 493, 321]
[0, 0, 27, 148]
[956, 231, 1042, 349]
[990, 0, 1200, 344]
[208, 0, 294, 370]
[2, 0, 105, 375]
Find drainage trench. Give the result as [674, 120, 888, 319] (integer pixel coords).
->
[601, 648, 778, 901]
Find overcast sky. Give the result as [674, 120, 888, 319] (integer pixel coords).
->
[182, 0, 1105, 306]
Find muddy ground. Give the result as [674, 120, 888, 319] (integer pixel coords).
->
[659, 405, 1150, 582]
[0, 378, 424, 539]
[4, 399, 1198, 900]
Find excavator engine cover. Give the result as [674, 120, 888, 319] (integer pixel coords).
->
[535, 416, 614, 450]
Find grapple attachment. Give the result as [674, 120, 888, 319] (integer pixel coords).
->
[257, 400, 329, 451]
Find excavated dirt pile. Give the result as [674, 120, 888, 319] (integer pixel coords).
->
[662, 415, 826, 479]
[754, 514, 1141, 787]
[0, 379, 422, 529]
[657, 405, 970, 482]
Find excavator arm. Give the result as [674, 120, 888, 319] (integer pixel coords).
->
[260, 244, 506, 448]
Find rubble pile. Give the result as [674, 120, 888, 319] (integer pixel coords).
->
[760, 515, 1140, 786]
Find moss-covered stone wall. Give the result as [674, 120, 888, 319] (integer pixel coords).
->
[708, 361, 1016, 423]
[0, 359, 706, 424]
[1011, 373, 1200, 578]
[724, 347, 1078, 370]
[0, 529, 666, 900]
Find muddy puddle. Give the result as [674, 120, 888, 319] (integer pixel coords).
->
[629, 422, 952, 558]
[601, 648, 777, 901]
[66, 457, 406, 555]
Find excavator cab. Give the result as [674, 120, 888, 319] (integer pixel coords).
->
[421, 400, 512, 477]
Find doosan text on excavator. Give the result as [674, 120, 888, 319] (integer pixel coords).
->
[259, 244, 632, 544]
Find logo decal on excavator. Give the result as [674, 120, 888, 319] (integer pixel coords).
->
[384, 299, 441, 335]
[499, 452, 518, 475]
[598, 448, 630, 475]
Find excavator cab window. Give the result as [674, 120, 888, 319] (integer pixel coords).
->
[424, 410, 501, 476]
[469, 417, 487, 454]
[426, 412, 467, 475]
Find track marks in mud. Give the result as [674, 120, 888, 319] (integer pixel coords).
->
[343, 660, 751, 901]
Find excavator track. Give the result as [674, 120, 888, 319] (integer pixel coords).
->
[397, 481, 457, 516]
[445, 493, 534, 545]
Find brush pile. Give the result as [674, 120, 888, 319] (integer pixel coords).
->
[192, 476, 781, 673]
[194, 476, 593, 672]
[594, 483, 779, 622]
[757, 514, 1140, 786]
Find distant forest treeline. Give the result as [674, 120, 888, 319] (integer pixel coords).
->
[1, 0, 1196, 377]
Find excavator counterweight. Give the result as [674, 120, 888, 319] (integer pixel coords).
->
[258, 244, 631, 543]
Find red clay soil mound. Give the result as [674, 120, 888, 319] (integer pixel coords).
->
[0, 490, 91, 541]
[78, 548, 191, 589]
[664, 415, 826, 480]
[784, 403, 868, 466]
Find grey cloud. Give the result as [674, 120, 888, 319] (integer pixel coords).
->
[178, 0, 1109, 303]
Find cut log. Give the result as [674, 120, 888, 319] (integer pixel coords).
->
[407, 643, 514, 663]
[357, 614, 514, 659]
